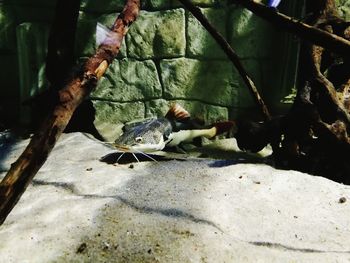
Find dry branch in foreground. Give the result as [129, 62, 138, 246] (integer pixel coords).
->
[0, 0, 141, 225]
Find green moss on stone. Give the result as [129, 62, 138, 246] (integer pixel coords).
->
[93, 101, 146, 141]
[336, 0, 350, 20]
[127, 9, 185, 59]
[187, 7, 227, 59]
[160, 58, 238, 107]
[92, 101, 145, 125]
[92, 59, 162, 101]
[183, 100, 229, 123]
[228, 7, 282, 59]
[144, 99, 170, 118]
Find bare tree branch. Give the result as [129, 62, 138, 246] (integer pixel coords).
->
[179, 0, 271, 121]
[0, 0, 141, 225]
[232, 0, 350, 57]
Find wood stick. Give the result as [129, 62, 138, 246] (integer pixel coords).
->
[179, 0, 271, 121]
[0, 0, 141, 225]
[232, 0, 350, 57]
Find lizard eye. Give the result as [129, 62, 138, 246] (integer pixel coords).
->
[135, 137, 143, 143]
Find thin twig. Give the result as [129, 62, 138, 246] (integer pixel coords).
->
[179, 0, 271, 121]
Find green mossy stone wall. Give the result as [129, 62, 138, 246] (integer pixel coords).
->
[337, 0, 350, 19]
[93, 59, 162, 101]
[127, 9, 186, 59]
[4, 0, 349, 135]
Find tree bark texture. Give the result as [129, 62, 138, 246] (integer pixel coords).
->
[0, 0, 141, 225]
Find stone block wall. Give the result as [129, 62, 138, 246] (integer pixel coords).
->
[5, 0, 349, 136]
[86, 0, 303, 139]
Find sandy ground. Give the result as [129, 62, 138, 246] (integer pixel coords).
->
[0, 132, 349, 262]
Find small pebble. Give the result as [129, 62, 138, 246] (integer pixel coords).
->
[339, 197, 346, 203]
[76, 243, 87, 253]
[129, 164, 134, 169]
[86, 167, 93, 171]
[102, 241, 110, 250]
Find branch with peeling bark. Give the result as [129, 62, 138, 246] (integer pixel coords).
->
[0, 0, 141, 225]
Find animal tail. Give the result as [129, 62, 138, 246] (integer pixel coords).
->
[165, 103, 191, 121]
[212, 121, 236, 137]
